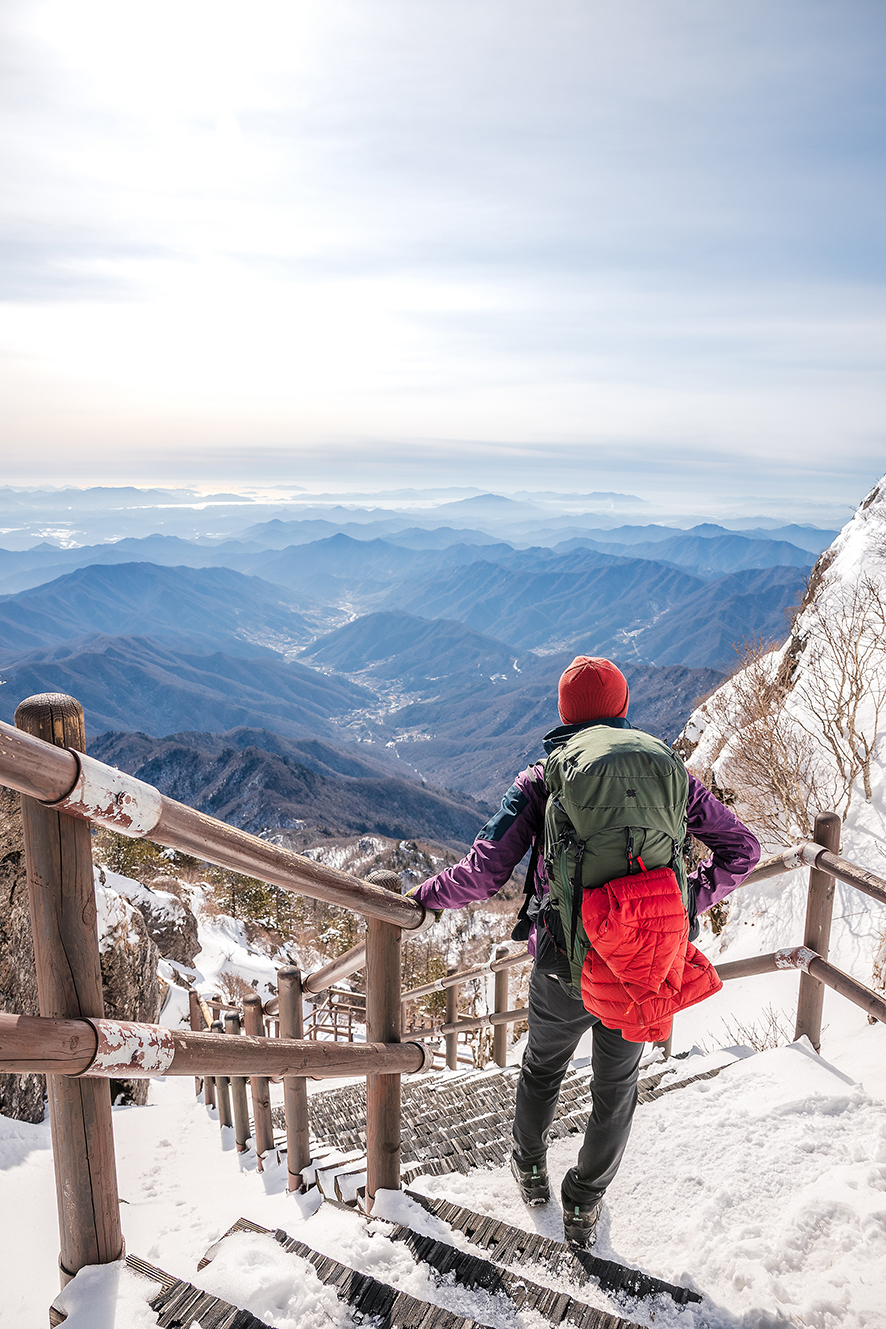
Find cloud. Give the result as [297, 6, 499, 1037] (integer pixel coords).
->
[1, 0, 885, 503]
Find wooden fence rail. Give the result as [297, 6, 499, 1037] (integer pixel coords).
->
[0, 692, 435, 1294]
[408, 1007, 530, 1039]
[400, 947, 530, 1003]
[744, 839, 886, 906]
[401, 945, 532, 1069]
[715, 946, 886, 1024]
[0, 1011, 432, 1079]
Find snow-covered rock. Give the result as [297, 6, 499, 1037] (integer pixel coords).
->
[105, 871, 200, 967]
[94, 872, 163, 1105]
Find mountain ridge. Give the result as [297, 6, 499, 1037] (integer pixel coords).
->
[88, 728, 491, 849]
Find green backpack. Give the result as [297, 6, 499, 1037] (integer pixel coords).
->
[541, 726, 691, 993]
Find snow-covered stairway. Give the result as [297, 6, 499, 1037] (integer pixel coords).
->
[274, 1065, 596, 1178]
[403, 1190, 701, 1307]
[201, 1213, 646, 1328]
[277, 1058, 733, 1184]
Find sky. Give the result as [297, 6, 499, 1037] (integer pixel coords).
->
[1, 0, 885, 514]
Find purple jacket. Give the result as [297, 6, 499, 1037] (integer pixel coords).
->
[412, 724, 760, 945]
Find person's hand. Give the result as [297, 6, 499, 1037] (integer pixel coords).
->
[404, 881, 443, 922]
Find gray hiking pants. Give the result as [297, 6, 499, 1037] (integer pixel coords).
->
[512, 965, 643, 1207]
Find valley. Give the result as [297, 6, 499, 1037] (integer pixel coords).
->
[0, 486, 829, 845]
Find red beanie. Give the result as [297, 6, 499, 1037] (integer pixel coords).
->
[558, 656, 629, 724]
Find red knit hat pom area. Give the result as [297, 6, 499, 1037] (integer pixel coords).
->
[558, 656, 629, 724]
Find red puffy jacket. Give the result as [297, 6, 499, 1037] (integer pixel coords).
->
[580, 865, 723, 1042]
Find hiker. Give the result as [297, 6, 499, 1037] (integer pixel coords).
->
[408, 656, 760, 1247]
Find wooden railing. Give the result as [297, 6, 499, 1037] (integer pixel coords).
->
[652, 812, 886, 1058]
[1, 692, 886, 1301]
[402, 945, 531, 1068]
[0, 694, 432, 1289]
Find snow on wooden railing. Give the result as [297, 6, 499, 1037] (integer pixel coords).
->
[0, 709, 430, 931]
[0, 1009, 430, 1079]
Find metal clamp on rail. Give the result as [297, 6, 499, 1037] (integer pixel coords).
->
[82, 1019, 176, 1077]
[774, 945, 818, 972]
[45, 750, 163, 839]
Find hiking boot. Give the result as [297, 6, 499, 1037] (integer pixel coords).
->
[561, 1197, 603, 1248]
[510, 1153, 551, 1206]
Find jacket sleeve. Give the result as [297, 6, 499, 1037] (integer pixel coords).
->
[409, 764, 546, 911]
[686, 774, 761, 913]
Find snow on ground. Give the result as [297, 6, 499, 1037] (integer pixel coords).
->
[184, 896, 285, 1002]
[3, 1013, 885, 1329]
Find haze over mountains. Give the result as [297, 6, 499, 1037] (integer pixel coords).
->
[0, 485, 838, 844]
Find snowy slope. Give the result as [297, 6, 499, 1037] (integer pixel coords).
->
[94, 865, 310, 1037]
[675, 477, 886, 1059]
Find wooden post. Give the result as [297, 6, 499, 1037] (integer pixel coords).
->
[14, 693, 124, 1286]
[653, 1031, 673, 1061]
[795, 811, 842, 1050]
[365, 870, 402, 1207]
[243, 994, 274, 1169]
[278, 967, 310, 1191]
[445, 972, 458, 1071]
[492, 945, 509, 1068]
[210, 1019, 233, 1129]
[188, 990, 206, 1098]
[224, 1012, 250, 1152]
[204, 996, 221, 1109]
[215, 1075, 233, 1129]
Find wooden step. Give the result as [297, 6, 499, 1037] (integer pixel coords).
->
[205, 1213, 644, 1329]
[201, 1216, 494, 1328]
[381, 1218, 646, 1327]
[404, 1190, 702, 1308]
[51, 1254, 274, 1328]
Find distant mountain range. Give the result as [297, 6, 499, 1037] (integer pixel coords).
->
[89, 728, 491, 848]
[0, 634, 371, 738]
[381, 548, 805, 663]
[0, 482, 845, 550]
[0, 562, 321, 657]
[560, 531, 815, 578]
[0, 536, 808, 668]
[0, 498, 828, 828]
[0, 519, 830, 596]
[299, 608, 532, 686]
[299, 609, 724, 801]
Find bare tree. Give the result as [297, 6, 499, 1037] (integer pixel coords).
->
[687, 571, 886, 842]
[687, 638, 827, 842]
[789, 575, 886, 816]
